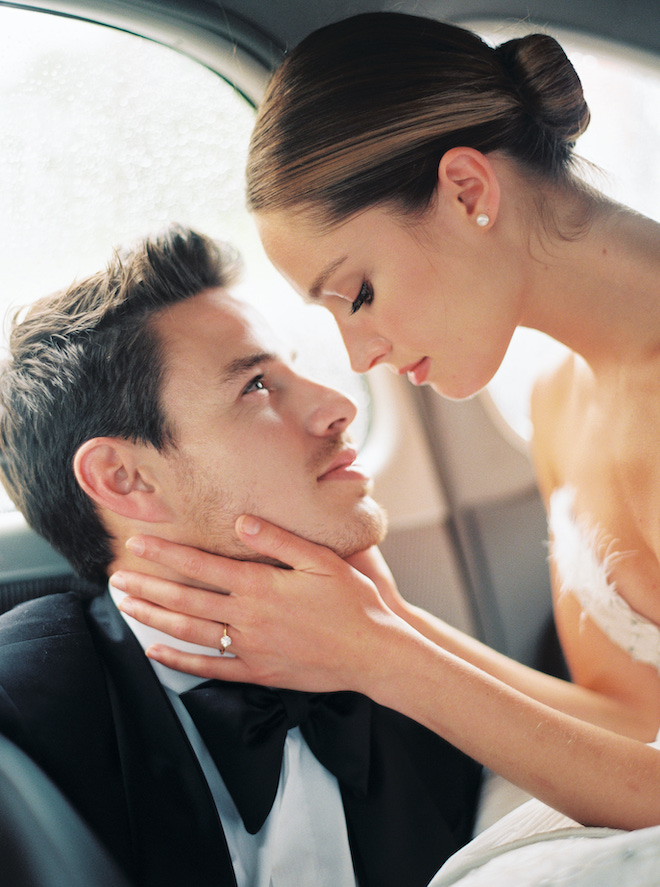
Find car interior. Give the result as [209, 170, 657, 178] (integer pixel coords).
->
[0, 0, 658, 883]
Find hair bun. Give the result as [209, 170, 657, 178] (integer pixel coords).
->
[495, 34, 590, 146]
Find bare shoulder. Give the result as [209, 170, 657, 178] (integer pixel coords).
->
[529, 352, 579, 502]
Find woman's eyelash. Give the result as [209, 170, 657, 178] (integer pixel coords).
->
[350, 280, 373, 315]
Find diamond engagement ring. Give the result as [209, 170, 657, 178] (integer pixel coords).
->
[219, 624, 232, 654]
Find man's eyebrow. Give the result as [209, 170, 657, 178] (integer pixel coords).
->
[220, 352, 277, 385]
[308, 256, 348, 301]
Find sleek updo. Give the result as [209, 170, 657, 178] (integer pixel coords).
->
[247, 12, 590, 225]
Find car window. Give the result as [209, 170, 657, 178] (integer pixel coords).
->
[474, 21, 660, 442]
[0, 6, 368, 512]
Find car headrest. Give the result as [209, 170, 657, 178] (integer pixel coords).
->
[0, 574, 102, 617]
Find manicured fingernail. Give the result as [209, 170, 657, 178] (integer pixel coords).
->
[237, 515, 261, 535]
[126, 536, 145, 555]
[110, 572, 126, 591]
[118, 598, 134, 616]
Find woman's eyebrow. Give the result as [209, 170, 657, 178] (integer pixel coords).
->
[308, 256, 347, 300]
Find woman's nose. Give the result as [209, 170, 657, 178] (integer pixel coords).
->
[335, 322, 391, 375]
[346, 335, 391, 374]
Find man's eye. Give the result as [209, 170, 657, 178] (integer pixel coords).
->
[350, 280, 374, 315]
[243, 374, 267, 394]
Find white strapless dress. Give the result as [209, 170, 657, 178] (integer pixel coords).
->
[548, 485, 660, 676]
[427, 488, 660, 886]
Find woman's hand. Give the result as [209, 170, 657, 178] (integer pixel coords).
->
[343, 545, 405, 613]
[111, 515, 402, 693]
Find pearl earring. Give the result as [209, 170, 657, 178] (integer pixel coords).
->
[476, 213, 490, 227]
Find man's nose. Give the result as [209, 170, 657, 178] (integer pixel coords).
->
[305, 383, 358, 436]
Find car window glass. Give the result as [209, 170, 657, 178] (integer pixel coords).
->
[0, 7, 368, 511]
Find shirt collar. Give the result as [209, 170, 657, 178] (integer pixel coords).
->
[109, 583, 223, 695]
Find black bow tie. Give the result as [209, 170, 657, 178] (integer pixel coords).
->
[180, 681, 372, 834]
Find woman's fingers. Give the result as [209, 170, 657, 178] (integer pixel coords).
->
[125, 534, 266, 589]
[111, 569, 234, 621]
[117, 594, 233, 651]
[122, 518, 335, 594]
[235, 516, 336, 574]
[112, 519, 397, 691]
[110, 569, 243, 653]
[146, 645, 254, 683]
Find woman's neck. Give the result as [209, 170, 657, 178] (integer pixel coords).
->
[520, 194, 660, 371]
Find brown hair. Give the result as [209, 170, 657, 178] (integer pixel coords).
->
[247, 12, 590, 226]
[0, 225, 240, 582]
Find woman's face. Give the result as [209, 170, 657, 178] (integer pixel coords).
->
[257, 200, 524, 400]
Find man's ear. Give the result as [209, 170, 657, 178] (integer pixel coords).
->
[73, 437, 174, 523]
[437, 147, 501, 228]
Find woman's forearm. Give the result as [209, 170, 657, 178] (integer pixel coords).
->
[392, 599, 659, 740]
[360, 620, 660, 830]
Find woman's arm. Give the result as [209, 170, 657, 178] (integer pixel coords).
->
[385, 596, 659, 741]
[368, 622, 660, 832]
[346, 545, 659, 740]
[112, 517, 660, 831]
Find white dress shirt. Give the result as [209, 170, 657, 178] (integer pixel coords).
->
[110, 586, 357, 887]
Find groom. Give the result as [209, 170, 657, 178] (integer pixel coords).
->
[0, 225, 481, 887]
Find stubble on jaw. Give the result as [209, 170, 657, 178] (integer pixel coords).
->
[171, 449, 387, 567]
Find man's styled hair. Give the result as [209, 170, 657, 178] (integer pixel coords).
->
[0, 225, 241, 583]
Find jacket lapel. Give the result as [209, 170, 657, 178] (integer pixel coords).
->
[86, 592, 238, 887]
[340, 701, 482, 887]
[0, 591, 136, 875]
[86, 594, 481, 887]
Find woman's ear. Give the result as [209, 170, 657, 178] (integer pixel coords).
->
[73, 437, 173, 523]
[437, 147, 501, 228]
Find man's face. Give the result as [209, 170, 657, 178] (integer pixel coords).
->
[150, 287, 386, 561]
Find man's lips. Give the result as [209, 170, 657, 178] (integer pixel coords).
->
[317, 448, 368, 481]
[398, 357, 431, 386]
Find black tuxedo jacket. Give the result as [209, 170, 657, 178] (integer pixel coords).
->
[0, 591, 481, 887]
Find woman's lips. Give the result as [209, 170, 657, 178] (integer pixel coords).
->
[399, 357, 431, 386]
